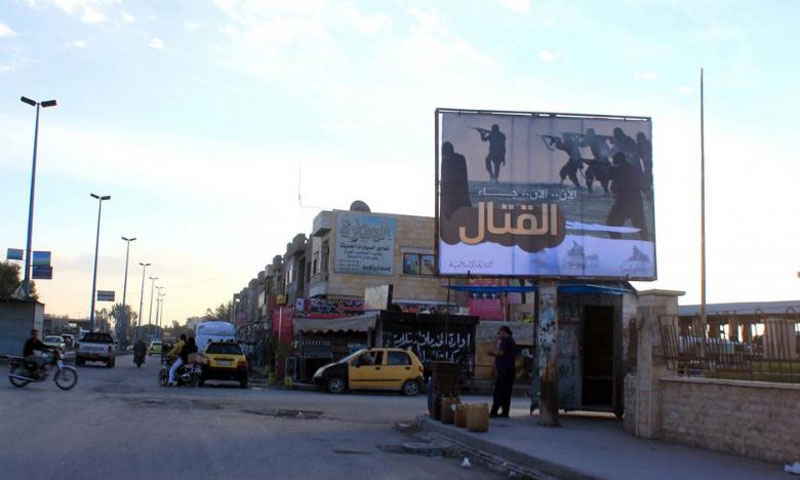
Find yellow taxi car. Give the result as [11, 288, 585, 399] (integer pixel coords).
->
[313, 348, 424, 396]
[200, 341, 248, 388]
[147, 340, 162, 356]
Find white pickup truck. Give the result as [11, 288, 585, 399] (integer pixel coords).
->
[76, 332, 116, 367]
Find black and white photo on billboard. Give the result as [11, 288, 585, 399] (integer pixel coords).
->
[437, 110, 656, 280]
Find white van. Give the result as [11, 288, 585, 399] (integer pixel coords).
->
[196, 321, 236, 352]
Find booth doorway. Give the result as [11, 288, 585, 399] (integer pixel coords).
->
[582, 306, 615, 408]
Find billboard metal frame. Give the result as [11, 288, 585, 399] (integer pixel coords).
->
[434, 107, 656, 281]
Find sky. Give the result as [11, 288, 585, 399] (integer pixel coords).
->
[1, 0, 799, 325]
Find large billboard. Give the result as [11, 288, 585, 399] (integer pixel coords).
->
[334, 212, 396, 276]
[436, 109, 656, 280]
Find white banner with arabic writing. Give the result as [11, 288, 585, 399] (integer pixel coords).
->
[334, 212, 396, 276]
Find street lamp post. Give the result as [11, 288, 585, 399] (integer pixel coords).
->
[158, 292, 166, 340]
[20, 96, 57, 298]
[148, 276, 159, 333]
[88, 193, 111, 332]
[119, 236, 136, 349]
[155, 286, 163, 338]
[137, 262, 151, 341]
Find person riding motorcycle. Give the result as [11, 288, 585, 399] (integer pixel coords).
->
[133, 338, 147, 365]
[166, 334, 187, 385]
[23, 329, 54, 377]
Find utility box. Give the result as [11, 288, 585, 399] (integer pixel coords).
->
[0, 299, 45, 357]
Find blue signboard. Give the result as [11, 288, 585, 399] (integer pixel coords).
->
[32, 266, 53, 280]
[6, 248, 23, 261]
[97, 290, 115, 302]
[32, 251, 51, 267]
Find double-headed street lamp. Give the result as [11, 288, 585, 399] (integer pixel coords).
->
[120, 236, 136, 348]
[88, 193, 111, 332]
[20, 96, 57, 298]
[137, 262, 151, 340]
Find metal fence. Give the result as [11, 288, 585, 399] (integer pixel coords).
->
[658, 310, 800, 383]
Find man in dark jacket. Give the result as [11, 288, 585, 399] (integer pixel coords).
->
[489, 326, 517, 418]
[23, 329, 52, 374]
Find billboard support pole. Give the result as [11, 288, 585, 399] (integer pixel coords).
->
[537, 278, 559, 426]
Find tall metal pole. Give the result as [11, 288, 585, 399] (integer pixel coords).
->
[155, 286, 163, 338]
[89, 194, 110, 332]
[137, 263, 150, 335]
[20, 97, 56, 298]
[700, 68, 707, 337]
[22, 104, 40, 298]
[120, 237, 136, 349]
[158, 293, 166, 340]
[148, 276, 159, 331]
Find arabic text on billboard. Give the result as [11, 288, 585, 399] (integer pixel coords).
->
[334, 213, 396, 276]
[437, 110, 656, 280]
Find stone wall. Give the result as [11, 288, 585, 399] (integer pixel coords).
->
[659, 377, 800, 464]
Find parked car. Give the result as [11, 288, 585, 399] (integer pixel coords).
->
[76, 332, 116, 367]
[313, 348, 424, 396]
[148, 340, 163, 356]
[200, 341, 248, 388]
[43, 335, 66, 352]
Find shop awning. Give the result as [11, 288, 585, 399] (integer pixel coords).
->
[443, 282, 633, 296]
[294, 312, 378, 334]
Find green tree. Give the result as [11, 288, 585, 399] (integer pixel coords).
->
[203, 302, 233, 322]
[0, 261, 38, 300]
[110, 303, 138, 346]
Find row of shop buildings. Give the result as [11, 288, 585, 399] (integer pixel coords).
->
[223, 201, 642, 416]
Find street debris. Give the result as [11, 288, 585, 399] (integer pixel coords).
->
[785, 462, 800, 475]
[461, 457, 472, 469]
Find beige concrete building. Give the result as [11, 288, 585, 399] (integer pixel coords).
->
[307, 203, 450, 308]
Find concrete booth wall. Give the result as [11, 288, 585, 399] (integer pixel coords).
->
[0, 299, 45, 357]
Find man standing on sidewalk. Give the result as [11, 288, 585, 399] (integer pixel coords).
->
[489, 326, 517, 418]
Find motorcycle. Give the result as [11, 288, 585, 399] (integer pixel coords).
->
[7, 350, 78, 390]
[158, 357, 202, 388]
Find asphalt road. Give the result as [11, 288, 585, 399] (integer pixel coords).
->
[0, 356, 507, 480]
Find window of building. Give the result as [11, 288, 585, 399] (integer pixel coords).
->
[387, 351, 412, 366]
[403, 253, 435, 275]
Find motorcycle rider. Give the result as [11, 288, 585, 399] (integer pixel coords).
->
[133, 338, 147, 365]
[23, 329, 53, 376]
[167, 334, 187, 385]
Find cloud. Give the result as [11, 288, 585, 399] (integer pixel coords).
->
[678, 86, 693, 95]
[0, 20, 17, 37]
[498, 0, 531, 14]
[81, 6, 104, 23]
[71, 39, 87, 48]
[340, 2, 392, 36]
[543, 17, 554, 27]
[121, 12, 134, 23]
[23, 0, 120, 23]
[148, 37, 164, 50]
[634, 71, 658, 80]
[184, 20, 202, 30]
[539, 49, 556, 62]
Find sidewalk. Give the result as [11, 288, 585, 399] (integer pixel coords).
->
[419, 405, 787, 480]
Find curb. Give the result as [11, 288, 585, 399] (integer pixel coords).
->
[417, 416, 603, 480]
